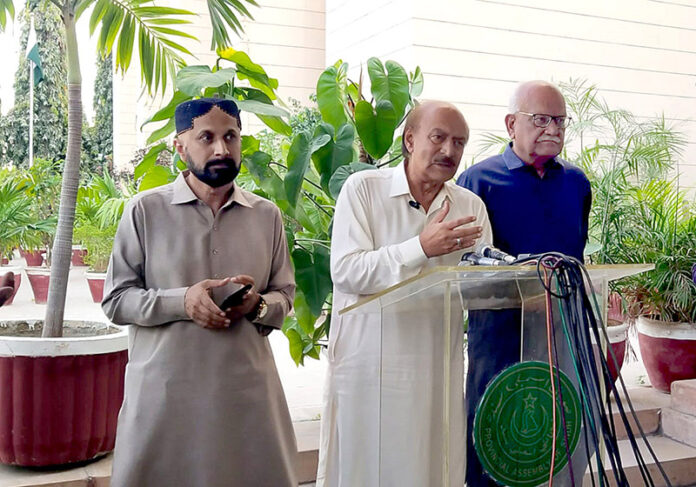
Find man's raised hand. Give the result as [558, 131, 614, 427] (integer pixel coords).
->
[419, 200, 483, 257]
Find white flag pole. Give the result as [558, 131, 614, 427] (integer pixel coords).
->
[27, 15, 35, 168]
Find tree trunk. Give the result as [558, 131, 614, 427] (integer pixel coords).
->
[43, 7, 81, 338]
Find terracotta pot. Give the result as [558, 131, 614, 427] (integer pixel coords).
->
[19, 249, 44, 267]
[25, 267, 51, 304]
[71, 246, 87, 266]
[0, 320, 128, 466]
[85, 271, 106, 303]
[0, 266, 22, 306]
[637, 317, 696, 393]
[1, 258, 7, 265]
[606, 322, 628, 383]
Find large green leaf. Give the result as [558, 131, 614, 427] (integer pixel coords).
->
[135, 143, 169, 180]
[329, 162, 377, 199]
[176, 66, 237, 96]
[142, 90, 190, 128]
[236, 90, 291, 135]
[91, 1, 198, 95]
[206, 0, 258, 51]
[284, 133, 331, 207]
[0, 1, 15, 30]
[292, 245, 332, 316]
[219, 49, 279, 98]
[410, 66, 424, 97]
[293, 290, 319, 335]
[368, 58, 410, 121]
[284, 328, 305, 365]
[328, 162, 376, 199]
[138, 165, 174, 192]
[241, 135, 260, 156]
[146, 118, 176, 145]
[312, 123, 355, 194]
[233, 98, 288, 117]
[257, 115, 293, 137]
[243, 151, 288, 206]
[354, 100, 398, 159]
[316, 64, 348, 131]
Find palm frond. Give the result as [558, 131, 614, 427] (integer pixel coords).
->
[91, 0, 197, 95]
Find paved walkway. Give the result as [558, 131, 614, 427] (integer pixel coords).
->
[0, 258, 327, 423]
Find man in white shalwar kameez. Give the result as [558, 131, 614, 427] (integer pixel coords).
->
[317, 101, 493, 486]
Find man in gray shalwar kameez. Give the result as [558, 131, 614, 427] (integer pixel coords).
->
[103, 98, 297, 487]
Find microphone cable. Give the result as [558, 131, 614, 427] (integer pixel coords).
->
[530, 252, 672, 487]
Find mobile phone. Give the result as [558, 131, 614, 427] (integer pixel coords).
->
[220, 284, 252, 310]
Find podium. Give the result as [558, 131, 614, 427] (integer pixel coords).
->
[340, 264, 653, 487]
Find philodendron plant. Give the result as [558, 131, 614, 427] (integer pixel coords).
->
[137, 55, 423, 364]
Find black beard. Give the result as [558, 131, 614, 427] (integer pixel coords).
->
[188, 157, 240, 188]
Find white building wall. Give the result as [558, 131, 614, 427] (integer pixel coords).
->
[326, 0, 696, 190]
[113, 0, 326, 171]
[114, 0, 695, 190]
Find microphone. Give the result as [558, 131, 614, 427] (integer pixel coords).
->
[475, 243, 517, 264]
[459, 252, 509, 266]
[408, 200, 421, 209]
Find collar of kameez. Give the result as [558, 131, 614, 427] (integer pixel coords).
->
[389, 161, 412, 198]
[389, 161, 453, 210]
[502, 142, 562, 172]
[170, 171, 252, 208]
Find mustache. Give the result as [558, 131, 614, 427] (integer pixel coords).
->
[434, 156, 456, 165]
[205, 157, 237, 169]
[537, 136, 562, 143]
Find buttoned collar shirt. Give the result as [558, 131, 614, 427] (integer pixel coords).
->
[102, 171, 297, 487]
[457, 143, 591, 261]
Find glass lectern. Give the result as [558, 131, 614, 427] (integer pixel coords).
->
[340, 264, 653, 487]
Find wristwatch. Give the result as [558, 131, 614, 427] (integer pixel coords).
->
[246, 296, 268, 322]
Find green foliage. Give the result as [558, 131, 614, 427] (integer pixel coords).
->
[0, 165, 57, 259]
[0, 178, 41, 259]
[73, 223, 117, 273]
[82, 53, 113, 174]
[139, 49, 289, 148]
[607, 180, 696, 323]
[559, 79, 692, 323]
[73, 173, 132, 273]
[137, 56, 422, 365]
[244, 58, 420, 364]
[0, 3, 67, 167]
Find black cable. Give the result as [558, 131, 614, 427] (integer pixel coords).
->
[531, 253, 672, 487]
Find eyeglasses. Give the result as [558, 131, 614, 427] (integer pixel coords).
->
[517, 111, 572, 129]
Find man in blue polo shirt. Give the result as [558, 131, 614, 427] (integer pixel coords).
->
[457, 80, 591, 486]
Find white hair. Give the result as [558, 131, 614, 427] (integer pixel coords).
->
[508, 87, 521, 114]
[508, 80, 562, 114]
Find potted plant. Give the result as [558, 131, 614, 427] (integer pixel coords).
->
[612, 180, 696, 393]
[73, 223, 116, 303]
[0, 177, 53, 304]
[0, 320, 128, 465]
[73, 173, 133, 302]
[552, 81, 693, 393]
[16, 159, 61, 266]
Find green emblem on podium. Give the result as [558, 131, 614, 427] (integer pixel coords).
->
[473, 361, 581, 487]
